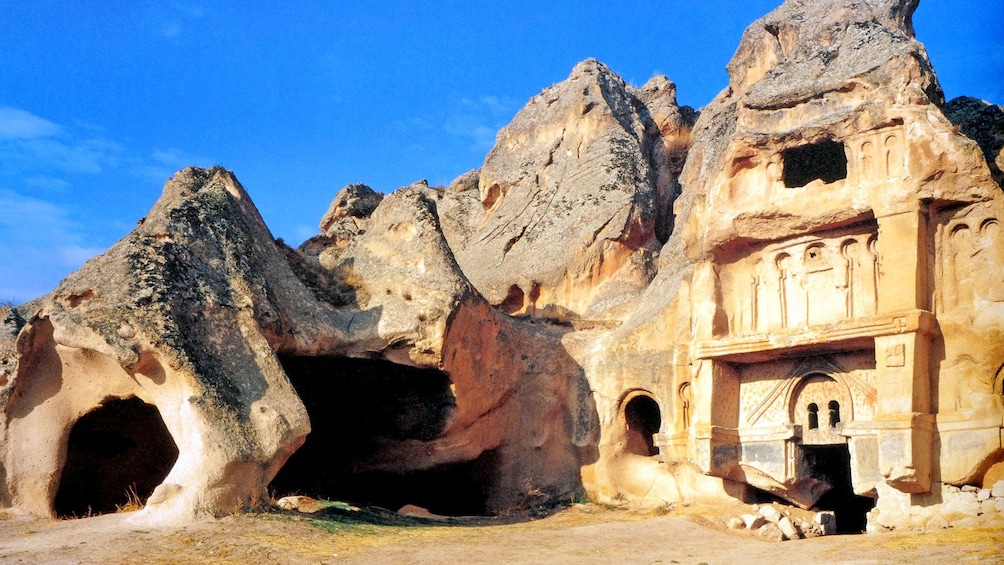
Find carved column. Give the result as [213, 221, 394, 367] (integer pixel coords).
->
[872, 206, 935, 493]
[688, 261, 740, 476]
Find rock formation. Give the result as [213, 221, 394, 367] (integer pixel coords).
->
[441, 59, 695, 322]
[1, 0, 1002, 534]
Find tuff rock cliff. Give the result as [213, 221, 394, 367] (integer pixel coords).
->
[1, 0, 1002, 533]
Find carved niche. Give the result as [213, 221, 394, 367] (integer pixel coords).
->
[719, 224, 879, 337]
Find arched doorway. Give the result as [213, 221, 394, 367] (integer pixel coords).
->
[622, 392, 661, 457]
[789, 373, 873, 532]
[54, 397, 179, 518]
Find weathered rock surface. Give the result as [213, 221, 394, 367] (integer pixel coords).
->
[1, 0, 1002, 535]
[944, 96, 1004, 188]
[441, 59, 695, 322]
[666, 0, 1004, 517]
[0, 168, 593, 522]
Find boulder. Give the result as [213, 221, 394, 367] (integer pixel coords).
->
[993, 480, 1004, 499]
[778, 516, 801, 540]
[758, 522, 785, 542]
[742, 513, 766, 529]
[758, 505, 783, 523]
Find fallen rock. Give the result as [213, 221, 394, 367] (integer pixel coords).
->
[276, 496, 326, 513]
[992, 480, 1004, 499]
[758, 505, 783, 524]
[778, 516, 801, 540]
[397, 504, 445, 519]
[742, 513, 766, 529]
[758, 522, 785, 542]
[925, 514, 949, 530]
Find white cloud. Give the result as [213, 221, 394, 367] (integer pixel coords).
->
[57, 245, 106, 268]
[0, 189, 103, 302]
[0, 189, 81, 244]
[23, 175, 71, 193]
[0, 108, 206, 302]
[161, 21, 182, 38]
[442, 95, 518, 152]
[136, 147, 212, 181]
[0, 107, 63, 140]
[9, 137, 124, 175]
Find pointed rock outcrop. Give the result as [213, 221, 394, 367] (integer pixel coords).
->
[442, 59, 695, 322]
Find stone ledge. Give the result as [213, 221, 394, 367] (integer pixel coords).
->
[693, 310, 937, 362]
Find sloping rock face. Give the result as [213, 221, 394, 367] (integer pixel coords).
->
[442, 59, 695, 322]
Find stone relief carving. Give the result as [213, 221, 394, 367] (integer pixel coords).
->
[738, 354, 876, 430]
[722, 227, 879, 336]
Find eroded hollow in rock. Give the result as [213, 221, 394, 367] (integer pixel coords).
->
[623, 393, 661, 457]
[273, 356, 501, 515]
[803, 444, 876, 533]
[54, 397, 179, 518]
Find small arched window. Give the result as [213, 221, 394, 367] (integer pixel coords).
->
[807, 403, 819, 430]
[828, 400, 841, 427]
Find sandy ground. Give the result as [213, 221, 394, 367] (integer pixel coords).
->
[0, 502, 1001, 565]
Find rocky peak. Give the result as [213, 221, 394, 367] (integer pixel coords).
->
[440, 58, 694, 321]
[727, 0, 940, 110]
[319, 183, 383, 236]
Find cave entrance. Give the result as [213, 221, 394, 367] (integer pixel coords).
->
[271, 356, 499, 516]
[623, 393, 661, 457]
[54, 397, 179, 518]
[802, 444, 875, 533]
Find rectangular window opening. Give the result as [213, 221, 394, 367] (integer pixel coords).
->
[782, 140, 848, 188]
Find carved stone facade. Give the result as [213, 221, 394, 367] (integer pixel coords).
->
[650, 0, 1004, 530]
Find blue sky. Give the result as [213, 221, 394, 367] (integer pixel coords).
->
[1, 1, 1002, 303]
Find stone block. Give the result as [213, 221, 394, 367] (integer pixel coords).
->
[727, 517, 745, 530]
[977, 488, 991, 501]
[778, 516, 801, 540]
[942, 491, 981, 522]
[742, 513, 766, 529]
[758, 522, 784, 542]
[814, 511, 837, 535]
[992, 480, 1004, 498]
[953, 516, 980, 529]
[758, 505, 782, 523]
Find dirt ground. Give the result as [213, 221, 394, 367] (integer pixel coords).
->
[0, 501, 1001, 565]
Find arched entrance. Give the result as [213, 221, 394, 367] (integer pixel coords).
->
[54, 397, 179, 518]
[622, 392, 661, 457]
[790, 373, 873, 533]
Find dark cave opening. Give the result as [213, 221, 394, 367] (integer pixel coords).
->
[272, 356, 499, 516]
[623, 394, 661, 457]
[803, 444, 875, 533]
[54, 396, 179, 518]
[782, 140, 848, 188]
